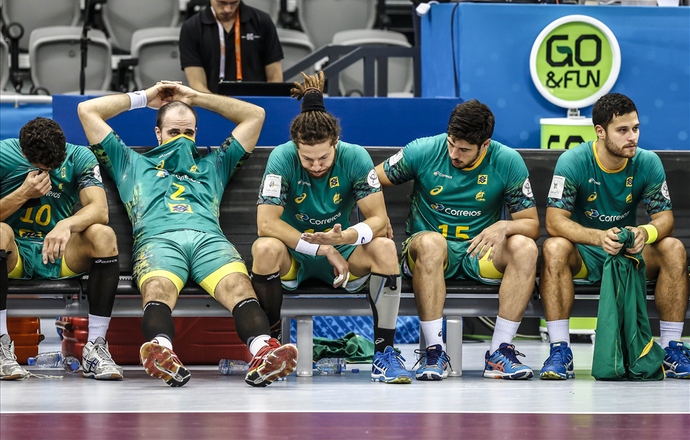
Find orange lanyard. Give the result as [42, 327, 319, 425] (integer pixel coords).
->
[212, 7, 242, 81]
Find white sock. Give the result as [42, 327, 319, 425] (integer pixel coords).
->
[490, 316, 521, 354]
[659, 321, 684, 348]
[153, 335, 173, 351]
[420, 318, 444, 350]
[546, 319, 571, 346]
[249, 335, 272, 356]
[87, 314, 111, 342]
[0, 310, 7, 336]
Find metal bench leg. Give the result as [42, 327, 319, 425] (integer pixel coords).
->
[446, 316, 463, 377]
[281, 317, 291, 345]
[296, 315, 313, 377]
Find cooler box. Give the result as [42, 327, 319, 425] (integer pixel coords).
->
[7, 317, 44, 364]
[60, 317, 251, 364]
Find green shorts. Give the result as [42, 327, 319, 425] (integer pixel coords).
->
[400, 232, 503, 285]
[132, 230, 248, 296]
[8, 239, 82, 280]
[574, 244, 607, 284]
[282, 243, 369, 292]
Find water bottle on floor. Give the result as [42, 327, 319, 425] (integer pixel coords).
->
[27, 352, 80, 373]
[219, 359, 249, 375]
[315, 358, 346, 375]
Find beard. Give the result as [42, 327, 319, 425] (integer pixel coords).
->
[603, 135, 637, 159]
[451, 148, 482, 169]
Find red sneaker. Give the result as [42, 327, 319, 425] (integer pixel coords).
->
[245, 338, 298, 387]
[139, 338, 191, 387]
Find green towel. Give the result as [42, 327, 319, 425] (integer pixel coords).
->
[592, 228, 666, 381]
[313, 332, 375, 363]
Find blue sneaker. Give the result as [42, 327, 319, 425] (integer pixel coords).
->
[413, 344, 451, 381]
[540, 341, 575, 380]
[371, 346, 412, 384]
[483, 343, 533, 379]
[663, 340, 690, 379]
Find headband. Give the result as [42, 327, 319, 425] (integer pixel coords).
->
[301, 90, 326, 113]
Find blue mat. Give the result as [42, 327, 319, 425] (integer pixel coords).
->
[0, 103, 52, 139]
[289, 316, 420, 345]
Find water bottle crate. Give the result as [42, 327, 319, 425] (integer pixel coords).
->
[60, 317, 250, 364]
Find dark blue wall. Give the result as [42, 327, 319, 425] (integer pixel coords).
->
[421, 4, 690, 150]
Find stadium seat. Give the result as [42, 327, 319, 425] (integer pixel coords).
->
[244, 0, 280, 23]
[130, 27, 185, 89]
[332, 29, 413, 97]
[29, 26, 112, 95]
[277, 28, 315, 82]
[296, 0, 377, 50]
[1, 0, 81, 52]
[101, 0, 180, 53]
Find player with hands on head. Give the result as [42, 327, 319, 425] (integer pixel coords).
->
[251, 72, 411, 384]
[1, 117, 123, 381]
[77, 80, 298, 388]
[375, 99, 541, 381]
[539, 93, 689, 380]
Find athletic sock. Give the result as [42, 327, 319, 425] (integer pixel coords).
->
[87, 314, 111, 342]
[490, 316, 521, 354]
[420, 317, 444, 350]
[232, 297, 271, 348]
[368, 273, 401, 353]
[546, 319, 571, 346]
[251, 271, 283, 339]
[87, 256, 119, 317]
[0, 250, 8, 336]
[142, 301, 175, 343]
[659, 320, 684, 349]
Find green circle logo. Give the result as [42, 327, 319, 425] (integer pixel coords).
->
[530, 16, 620, 109]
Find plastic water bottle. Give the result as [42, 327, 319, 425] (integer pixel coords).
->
[315, 358, 346, 375]
[27, 352, 80, 373]
[219, 359, 249, 375]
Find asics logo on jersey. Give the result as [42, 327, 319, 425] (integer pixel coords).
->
[626, 177, 633, 187]
[588, 178, 601, 185]
[430, 186, 443, 195]
[295, 193, 307, 203]
[588, 192, 597, 201]
[296, 213, 310, 221]
[433, 171, 453, 179]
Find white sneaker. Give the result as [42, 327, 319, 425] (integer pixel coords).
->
[0, 334, 29, 380]
[82, 337, 123, 380]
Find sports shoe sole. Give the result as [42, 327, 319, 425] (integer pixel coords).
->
[539, 370, 574, 380]
[0, 372, 28, 380]
[415, 369, 446, 381]
[140, 342, 191, 387]
[483, 369, 534, 380]
[83, 370, 123, 380]
[371, 373, 412, 384]
[245, 344, 298, 387]
[664, 371, 690, 379]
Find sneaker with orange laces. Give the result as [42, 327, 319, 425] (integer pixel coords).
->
[245, 338, 298, 387]
[139, 338, 191, 387]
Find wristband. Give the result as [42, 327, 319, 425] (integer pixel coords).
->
[127, 90, 147, 110]
[638, 224, 658, 244]
[349, 222, 373, 245]
[295, 238, 319, 256]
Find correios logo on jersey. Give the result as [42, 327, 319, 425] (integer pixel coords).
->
[295, 211, 342, 225]
[430, 203, 481, 217]
[585, 209, 630, 222]
[530, 15, 621, 109]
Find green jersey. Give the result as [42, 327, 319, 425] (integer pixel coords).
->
[91, 131, 250, 246]
[547, 141, 671, 229]
[0, 138, 103, 243]
[382, 134, 535, 240]
[257, 140, 381, 233]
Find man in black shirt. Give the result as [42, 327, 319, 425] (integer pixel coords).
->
[180, 0, 284, 93]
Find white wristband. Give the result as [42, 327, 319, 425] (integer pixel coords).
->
[295, 238, 319, 256]
[349, 222, 373, 245]
[127, 90, 147, 110]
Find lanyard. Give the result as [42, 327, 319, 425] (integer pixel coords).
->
[212, 6, 242, 81]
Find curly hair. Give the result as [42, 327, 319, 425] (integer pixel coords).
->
[592, 93, 638, 131]
[447, 100, 495, 147]
[289, 71, 341, 147]
[19, 117, 67, 169]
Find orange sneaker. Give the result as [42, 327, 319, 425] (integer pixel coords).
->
[139, 338, 191, 387]
[245, 338, 298, 387]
